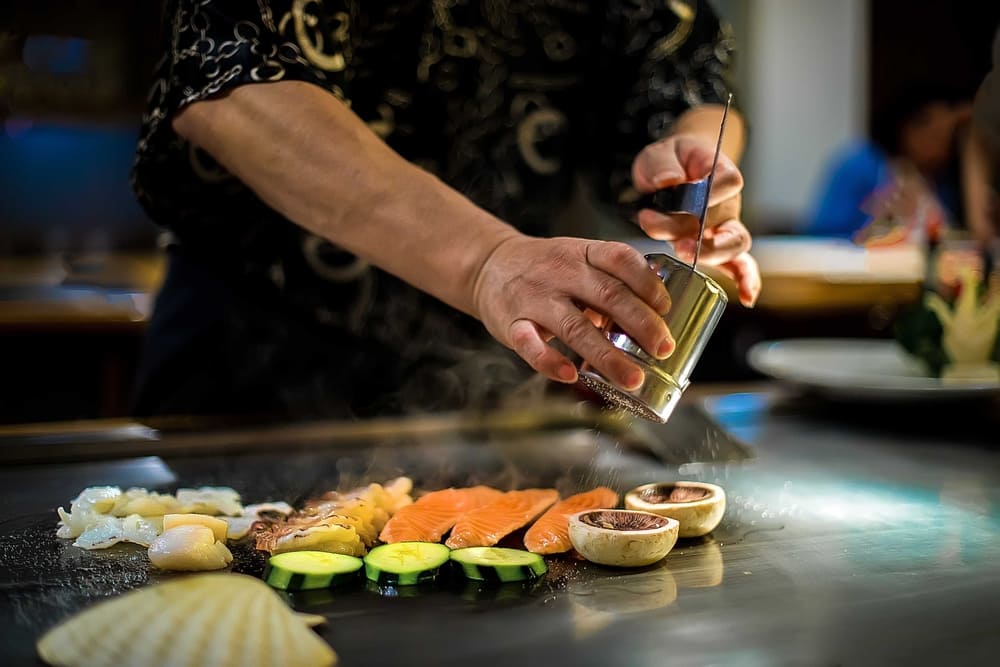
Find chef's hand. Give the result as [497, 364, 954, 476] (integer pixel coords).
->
[472, 236, 674, 388]
[632, 134, 761, 307]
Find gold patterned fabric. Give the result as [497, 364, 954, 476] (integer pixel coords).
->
[130, 0, 734, 418]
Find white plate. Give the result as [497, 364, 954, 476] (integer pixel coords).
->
[747, 339, 1000, 401]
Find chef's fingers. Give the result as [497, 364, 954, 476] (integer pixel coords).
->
[632, 141, 687, 193]
[676, 146, 744, 207]
[509, 319, 578, 383]
[712, 252, 762, 307]
[569, 270, 674, 361]
[672, 219, 752, 266]
[540, 305, 646, 391]
[632, 137, 743, 205]
[638, 192, 741, 240]
[584, 241, 671, 315]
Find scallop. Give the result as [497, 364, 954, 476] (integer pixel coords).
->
[148, 525, 233, 571]
[36, 574, 337, 667]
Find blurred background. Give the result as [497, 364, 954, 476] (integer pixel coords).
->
[1, 0, 998, 423]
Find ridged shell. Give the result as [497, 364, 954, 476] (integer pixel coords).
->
[36, 574, 336, 667]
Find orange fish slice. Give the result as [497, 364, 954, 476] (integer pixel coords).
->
[523, 487, 619, 554]
[379, 486, 504, 544]
[445, 489, 559, 549]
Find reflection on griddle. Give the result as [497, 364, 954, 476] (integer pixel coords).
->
[668, 539, 724, 588]
[455, 577, 546, 603]
[566, 539, 725, 639]
[365, 581, 439, 599]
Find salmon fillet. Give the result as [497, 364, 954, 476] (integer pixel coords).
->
[379, 486, 504, 543]
[445, 489, 559, 549]
[523, 487, 619, 554]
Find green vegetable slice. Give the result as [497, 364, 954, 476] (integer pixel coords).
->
[363, 542, 451, 586]
[449, 547, 547, 583]
[264, 551, 364, 591]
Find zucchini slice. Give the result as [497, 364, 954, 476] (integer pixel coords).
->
[363, 542, 451, 586]
[449, 547, 547, 583]
[264, 550, 364, 591]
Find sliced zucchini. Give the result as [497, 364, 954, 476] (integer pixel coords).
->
[363, 542, 451, 586]
[264, 550, 364, 591]
[449, 547, 547, 583]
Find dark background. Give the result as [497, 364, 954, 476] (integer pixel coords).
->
[0, 0, 998, 423]
[869, 0, 999, 134]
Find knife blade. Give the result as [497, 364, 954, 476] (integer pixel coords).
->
[693, 93, 733, 269]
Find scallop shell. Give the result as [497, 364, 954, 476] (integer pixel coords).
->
[36, 574, 336, 667]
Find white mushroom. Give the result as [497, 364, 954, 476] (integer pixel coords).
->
[568, 509, 679, 567]
[624, 481, 726, 538]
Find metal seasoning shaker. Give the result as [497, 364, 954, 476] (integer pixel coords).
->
[579, 96, 733, 423]
[579, 252, 728, 422]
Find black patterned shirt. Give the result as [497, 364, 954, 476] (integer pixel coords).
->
[131, 0, 734, 418]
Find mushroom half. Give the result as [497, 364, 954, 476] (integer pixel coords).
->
[568, 509, 679, 567]
[624, 481, 726, 538]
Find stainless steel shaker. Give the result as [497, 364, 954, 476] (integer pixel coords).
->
[584, 94, 733, 422]
[579, 253, 728, 422]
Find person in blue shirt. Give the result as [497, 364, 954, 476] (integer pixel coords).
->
[805, 86, 972, 240]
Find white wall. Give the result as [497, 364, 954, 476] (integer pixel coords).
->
[737, 0, 869, 231]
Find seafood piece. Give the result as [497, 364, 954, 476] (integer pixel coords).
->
[446, 489, 559, 549]
[223, 502, 295, 540]
[162, 513, 230, 542]
[176, 486, 243, 516]
[263, 520, 366, 558]
[255, 477, 413, 556]
[55, 486, 122, 539]
[109, 487, 182, 517]
[73, 514, 162, 550]
[380, 486, 504, 543]
[524, 487, 619, 554]
[36, 574, 337, 667]
[148, 525, 234, 571]
[298, 498, 381, 546]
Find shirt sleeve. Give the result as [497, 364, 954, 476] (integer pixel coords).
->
[132, 0, 353, 230]
[589, 0, 737, 211]
[135, 0, 344, 168]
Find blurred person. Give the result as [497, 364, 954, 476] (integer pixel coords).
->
[804, 85, 990, 242]
[970, 26, 1000, 238]
[130, 0, 759, 419]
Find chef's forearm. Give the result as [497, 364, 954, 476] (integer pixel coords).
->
[672, 104, 746, 163]
[172, 80, 519, 318]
